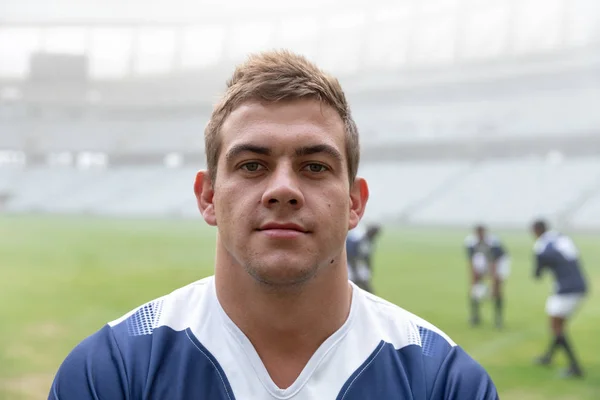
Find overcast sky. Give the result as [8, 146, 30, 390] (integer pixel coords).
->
[0, 0, 383, 22]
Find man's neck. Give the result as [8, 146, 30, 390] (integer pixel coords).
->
[214, 249, 353, 389]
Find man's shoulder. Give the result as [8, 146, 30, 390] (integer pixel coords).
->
[107, 276, 214, 335]
[49, 276, 236, 399]
[534, 231, 559, 254]
[352, 290, 498, 399]
[358, 289, 456, 353]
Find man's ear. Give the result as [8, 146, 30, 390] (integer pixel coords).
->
[194, 170, 217, 226]
[348, 177, 369, 230]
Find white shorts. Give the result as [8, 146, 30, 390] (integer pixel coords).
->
[546, 294, 585, 318]
[472, 254, 510, 281]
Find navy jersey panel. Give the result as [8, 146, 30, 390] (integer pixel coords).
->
[336, 342, 424, 400]
[112, 324, 236, 400]
[430, 347, 498, 400]
[48, 325, 129, 400]
[49, 321, 235, 400]
[339, 328, 497, 400]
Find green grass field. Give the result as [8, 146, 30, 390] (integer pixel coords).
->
[1, 214, 598, 399]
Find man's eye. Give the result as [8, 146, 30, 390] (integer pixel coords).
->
[306, 164, 327, 173]
[241, 162, 262, 172]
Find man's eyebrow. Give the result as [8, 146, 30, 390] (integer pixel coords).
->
[295, 144, 343, 162]
[225, 144, 271, 161]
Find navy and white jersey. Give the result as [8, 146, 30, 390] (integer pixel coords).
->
[465, 234, 506, 263]
[346, 228, 374, 268]
[49, 276, 498, 400]
[534, 231, 588, 295]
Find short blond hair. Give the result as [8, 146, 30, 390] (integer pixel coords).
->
[204, 50, 359, 184]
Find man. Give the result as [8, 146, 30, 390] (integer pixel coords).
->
[346, 224, 381, 293]
[464, 225, 510, 329]
[531, 219, 588, 378]
[49, 50, 498, 399]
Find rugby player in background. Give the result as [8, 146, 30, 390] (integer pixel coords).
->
[465, 225, 510, 329]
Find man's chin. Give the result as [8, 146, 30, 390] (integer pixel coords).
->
[245, 262, 318, 288]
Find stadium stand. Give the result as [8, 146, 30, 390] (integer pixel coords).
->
[353, 88, 600, 144]
[408, 157, 600, 228]
[569, 191, 600, 230]
[1, 166, 199, 217]
[0, 116, 208, 153]
[3, 157, 600, 231]
[93, 166, 199, 217]
[358, 160, 472, 222]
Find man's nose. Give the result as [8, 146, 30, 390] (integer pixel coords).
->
[261, 164, 304, 209]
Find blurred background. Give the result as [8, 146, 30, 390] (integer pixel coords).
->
[0, 0, 599, 399]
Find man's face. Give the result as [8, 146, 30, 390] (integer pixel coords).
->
[197, 99, 367, 287]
